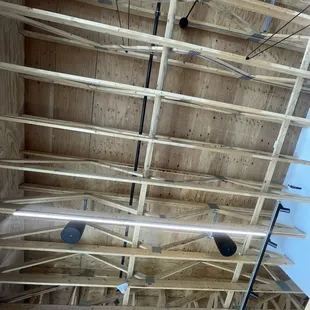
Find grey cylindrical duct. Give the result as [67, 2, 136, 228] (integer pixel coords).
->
[61, 221, 86, 244]
[213, 233, 237, 257]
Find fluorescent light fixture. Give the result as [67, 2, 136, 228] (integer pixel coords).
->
[13, 208, 267, 237]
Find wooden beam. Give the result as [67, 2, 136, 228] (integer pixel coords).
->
[288, 295, 304, 310]
[224, 38, 310, 309]
[0, 240, 292, 265]
[4, 64, 310, 130]
[2, 163, 310, 204]
[0, 285, 65, 303]
[0, 225, 64, 239]
[0, 253, 76, 273]
[20, 266, 119, 278]
[202, 262, 271, 284]
[271, 299, 282, 310]
[5, 114, 310, 167]
[68, 287, 79, 305]
[0, 274, 303, 293]
[1, 1, 310, 78]
[90, 194, 138, 214]
[205, 0, 256, 34]
[22, 150, 287, 191]
[168, 291, 209, 308]
[161, 235, 208, 250]
[19, 183, 274, 217]
[0, 11, 101, 47]
[88, 224, 132, 244]
[4, 64, 310, 129]
[86, 254, 128, 273]
[1, 194, 88, 204]
[157, 290, 166, 307]
[216, 0, 310, 27]
[77, 0, 309, 52]
[250, 294, 281, 309]
[21, 30, 310, 93]
[154, 261, 201, 280]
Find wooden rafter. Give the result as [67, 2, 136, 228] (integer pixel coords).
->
[1, 162, 310, 203]
[0, 274, 303, 293]
[21, 150, 288, 192]
[2, 1, 310, 78]
[20, 29, 309, 92]
[3, 64, 310, 128]
[0, 240, 292, 265]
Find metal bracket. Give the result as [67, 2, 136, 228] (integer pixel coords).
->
[152, 246, 162, 254]
[145, 275, 155, 284]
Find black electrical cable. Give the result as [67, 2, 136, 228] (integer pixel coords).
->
[239, 203, 290, 310]
[179, 0, 198, 29]
[247, 22, 310, 60]
[119, 2, 161, 279]
[186, 0, 199, 19]
[246, 3, 310, 60]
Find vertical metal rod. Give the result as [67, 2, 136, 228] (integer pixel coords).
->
[239, 203, 284, 310]
[119, 3, 161, 278]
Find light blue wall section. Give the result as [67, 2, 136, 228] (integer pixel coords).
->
[270, 110, 310, 297]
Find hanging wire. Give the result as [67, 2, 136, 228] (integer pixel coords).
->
[128, 0, 131, 45]
[246, 3, 310, 60]
[247, 22, 310, 60]
[186, 0, 199, 19]
[115, 0, 125, 46]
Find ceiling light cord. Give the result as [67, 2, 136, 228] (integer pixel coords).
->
[246, 3, 310, 60]
[179, 0, 199, 29]
[115, 0, 125, 46]
[186, 0, 199, 19]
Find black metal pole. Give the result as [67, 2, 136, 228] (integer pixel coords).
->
[119, 3, 161, 278]
[239, 203, 290, 310]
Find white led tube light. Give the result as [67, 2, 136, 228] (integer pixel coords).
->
[13, 207, 267, 237]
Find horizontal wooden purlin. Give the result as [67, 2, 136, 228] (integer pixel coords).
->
[2, 115, 310, 168]
[19, 70, 310, 129]
[0, 191, 138, 215]
[77, 0, 308, 52]
[0, 240, 292, 265]
[3, 64, 310, 129]
[0, 273, 303, 293]
[0, 253, 77, 273]
[216, 0, 310, 27]
[20, 266, 122, 278]
[2, 164, 310, 204]
[18, 183, 275, 217]
[7, 204, 305, 238]
[1, 1, 310, 78]
[0, 225, 64, 239]
[1, 194, 88, 204]
[22, 150, 286, 191]
[20, 72, 239, 118]
[21, 30, 310, 94]
[0, 285, 65, 303]
[0, 306, 284, 310]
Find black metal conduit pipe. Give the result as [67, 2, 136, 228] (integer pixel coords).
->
[119, 3, 161, 278]
[239, 203, 290, 310]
